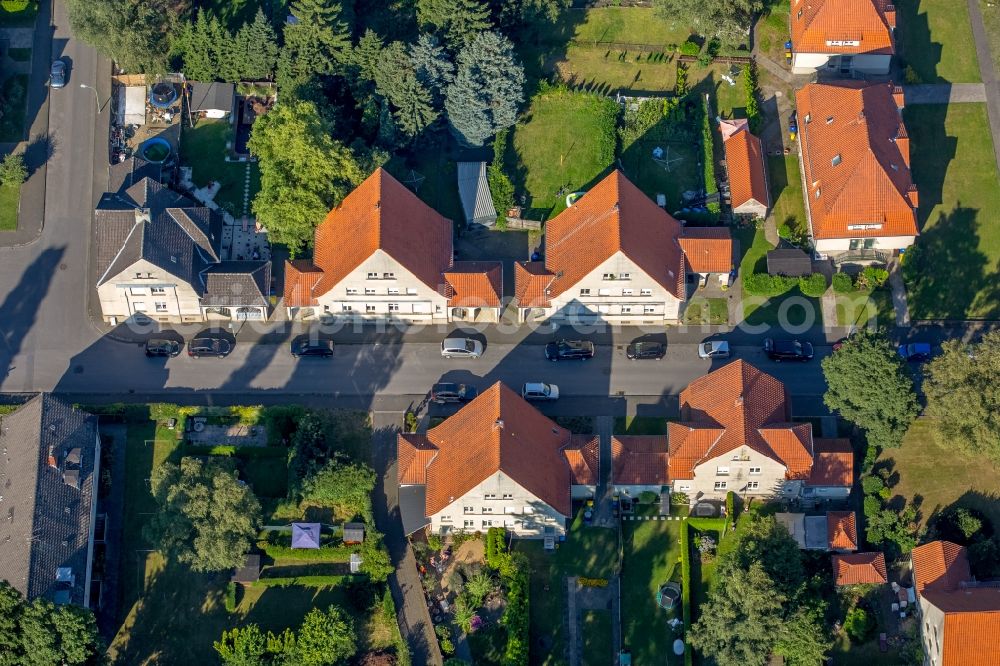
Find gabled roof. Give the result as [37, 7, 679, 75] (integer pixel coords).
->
[796, 81, 918, 240]
[188, 81, 234, 112]
[808, 438, 854, 486]
[312, 168, 453, 297]
[0, 395, 98, 606]
[791, 0, 896, 55]
[678, 227, 733, 273]
[417, 383, 575, 517]
[612, 436, 669, 486]
[444, 261, 503, 308]
[563, 435, 600, 485]
[833, 552, 887, 586]
[284, 259, 323, 307]
[721, 121, 770, 212]
[514, 261, 552, 308]
[540, 170, 686, 300]
[827, 511, 858, 551]
[671, 361, 813, 476]
[397, 434, 437, 486]
[912, 540, 1000, 666]
[108, 157, 163, 194]
[202, 261, 271, 307]
[94, 177, 223, 293]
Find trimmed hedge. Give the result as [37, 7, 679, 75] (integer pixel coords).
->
[743, 63, 761, 134]
[249, 574, 362, 588]
[832, 272, 854, 293]
[799, 273, 828, 298]
[224, 581, 237, 611]
[743, 272, 797, 296]
[701, 97, 720, 217]
[260, 543, 356, 562]
[184, 445, 288, 458]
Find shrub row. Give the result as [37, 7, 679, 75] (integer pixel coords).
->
[831, 266, 890, 293]
[260, 543, 356, 562]
[701, 97, 720, 217]
[249, 574, 362, 588]
[489, 128, 515, 220]
[578, 577, 608, 587]
[743, 63, 761, 134]
[679, 523, 693, 666]
[184, 445, 288, 458]
[743, 272, 828, 297]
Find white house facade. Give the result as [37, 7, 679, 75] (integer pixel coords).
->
[790, 0, 895, 75]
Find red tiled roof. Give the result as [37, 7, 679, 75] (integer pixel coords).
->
[678, 227, 733, 274]
[397, 434, 437, 485]
[514, 261, 552, 308]
[833, 552, 887, 586]
[791, 0, 895, 55]
[284, 259, 322, 307]
[671, 361, 813, 476]
[796, 82, 918, 240]
[541, 170, 686, 300]
[563, 435, 600, 485]
[809, 438, 854, 486]
[312, 168, 453, 297]
[444, 261, 503, 308]
[421, 382, 574, 517]
[827, 511, 858, 551]
[721, 123, 770, 212]
[612, 436, 669, 486]
[912, 540, 1000, 666]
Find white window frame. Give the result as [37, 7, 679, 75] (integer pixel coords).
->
[388, 287, 400, 295]
[602, 273, 615, 280]
[440, 515, 452, 523]
[366, 272, 378, 279]
[464, 506, 474, 513]
[598, 288, 611, 296]
[365, 304, 376, 313]
[619, 272, 630, 280]
[346, 288, 358, 295]
[502, 493, 513, 500]
[714, 481, 728, 491]
[482, 506, 493, 513]
[640, 288, 652, 296]
[383, 272, 395, 279]
[132, 301, 147, 312]
[485, 493, 497, 499]
[154, 301, 168, 313]
[747, 481, 760, 490]
[406, 287, 418, 295]
[622, 288, 634, 296]
[621, 306, 632, 314]
[716, 466, 730, 476]
[749, 467, 762, 475]
[388, 303, 400, 312]
[129, 287, 147, 296]
[580, 288, 591, 296]
[643, 305, 657, 314]
[150, 287, 166, 295]
[365, 287, 377, 295]
[464, 519, 475, 528]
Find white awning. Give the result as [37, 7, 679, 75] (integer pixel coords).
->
[124, 86, 146, 126]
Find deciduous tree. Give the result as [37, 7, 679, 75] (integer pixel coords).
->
[144, 457, 262, 572]
[214, 625, 268, 666]
[822, 329, 919, 449]
[444, 31, 524, 147]
[288, 607, 357, 665]
[0, 153, 27, 187]
[0, 585, 103, 666]
[774, 605, 833, 666]
[66, 0, 172, 73]
[925, 332, 1000, 461]
[652, 0, 762, 48]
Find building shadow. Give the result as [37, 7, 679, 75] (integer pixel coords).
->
[0, 247, 65, 386]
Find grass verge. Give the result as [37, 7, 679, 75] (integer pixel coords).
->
[0, 182, 20, 231]
[897, 0, 980, 83]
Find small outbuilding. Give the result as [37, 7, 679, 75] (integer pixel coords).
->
[188, 81, 235, 119]
[457, 161, 498, 227]
[291, 522, 322, 549]
[342, 522, 365, 545]
[231, 553, 261, 583]
[349, 553, 363, 574]
[766, 248, 813, 277]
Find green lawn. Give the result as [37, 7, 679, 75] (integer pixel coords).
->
[581, 611, 614, 666]
[896, 0, 980, 82]
[980, 0, 1000, 76]
[180, 119, 260, 218]
[510, 88, 618, 219]
[835, 289, 894, 328]
[614, 416, 669, 436]
[880, 418, 1000, 529]
[0, 74, 29, 142]
[755, 0, 791, 63]
[542, 7, 693, 46]
[902, 104, 1000, 319]
[768, 154, 808, 233]
[0, 183, 20, 231]
[683, 297, 729, 325]
[737, 226, 821, 326]
[621, 518, 683, 665]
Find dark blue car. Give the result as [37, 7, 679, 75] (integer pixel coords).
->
[897, 343, 932, 362]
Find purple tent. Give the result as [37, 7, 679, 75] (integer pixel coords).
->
[291, 522, 321, 549]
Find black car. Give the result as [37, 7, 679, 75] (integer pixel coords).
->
[545, 339, 595, 361]
[188, 333, 233, 358]
[291, 339, 334, 357]
[763, 338, 814, 362]
[145, 338, 181, 357]
[431, 383, 479, 404]
[626, 341, 665, 360]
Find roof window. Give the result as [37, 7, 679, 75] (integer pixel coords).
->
[826, 116, 834, 124]
[831, 154, 842, 166]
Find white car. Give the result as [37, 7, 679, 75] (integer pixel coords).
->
[522, 382, 559, 401]
[698, 341, 730, 359]
[440, 337, 484, 359]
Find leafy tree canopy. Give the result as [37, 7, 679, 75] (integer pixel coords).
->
[925, 332, 1000, 461]
[0, 583, 103, 666]
[66, 0, 172, 73]
[444, 31, 524, 147]
[0, 153, 27, 187]
[300, 459, 376, 521]
[653, 0, 762, 47]
[214, 606, 356, 666]
[822, 328, 919, 449]
[144, 457, 262, 572]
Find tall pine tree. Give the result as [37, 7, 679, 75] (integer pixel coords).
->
[233, 9, 279, 81]
[417, 0, 491, 49]
[409, 33, 454, 105]
[278, 0, 352, 91]
[444, 31, 524, 147]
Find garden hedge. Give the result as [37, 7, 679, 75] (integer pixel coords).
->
[184, 445, 288, 458]
[261, 543, 356, 562]
[679, 522, 693, 666]
[832, 272, 854, 293]
[798, 273, 828, 298]
[249, 574, 362, 588]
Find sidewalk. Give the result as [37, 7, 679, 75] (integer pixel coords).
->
[903, 83, 988, 104]
[966, 0, 1000, 180]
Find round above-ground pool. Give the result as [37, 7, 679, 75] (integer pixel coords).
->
[149, 82, 177, 108]
[140, 137, 171, 163]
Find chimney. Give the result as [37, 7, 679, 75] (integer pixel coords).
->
[885, 4, 896, 29]
[134, 207, 151, 224]
[47, 445, 57, 468]
[494, 419, 504, 429]
[892, 85, 905, 110]
[907, 185, 919, 209]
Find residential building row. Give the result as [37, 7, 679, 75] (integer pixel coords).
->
[397, 360, 854, 538]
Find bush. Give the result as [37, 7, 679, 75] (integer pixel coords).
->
[679, 524, 693, 666]
[261, 405, 307, 446]
[638, 490, 658, 504]
[700, 96, 719, 220]
[671, 492, 689, 506]
[680, 40, 700, 56]
[578, 578, 608, 587]
[742, 272, 797, 296]
[777, 222, 793, 239]
[224, 582, 237, 611]
[861, 475, 885, 496]
[404, 411, 418, 433]
[184, 445, 288, 458]
[858, 266, 889, 290]
[488, 129, 515, 216]
[427, 533, 443, 552]
[844, 606, 876, 643]
[798, 273, 828, 297]
[261, 543, 356, 562]
[725, 491, 738, 522]
[743, 63, 761, 134]
[250, 574, 362, 588]
[674, 63, 689, 96]
[904, 64, 921, 84]
[832, 273, 854, 293]
[0, 153, 27, 187]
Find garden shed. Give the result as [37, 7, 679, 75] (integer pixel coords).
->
[291, 522, 321, 549]
[342, 522, 365, 544]
[123, 86, 146, 126]
[230, 553, 261, 583]
[188, 82, 234, 119]
[766, 248, 812, 277]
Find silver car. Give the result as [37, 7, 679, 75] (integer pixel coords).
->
[50, 59, 67, 88]
[522, 382, 559, 401]
[698, 341, 730, 359]
[440, 337, 484, 359]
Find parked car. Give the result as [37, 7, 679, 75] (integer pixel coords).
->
[521, 382, 559, 401]
[144, 338, 181, 357]
[49, 59, 66, 88]
[187, 332, 233, 358]
[545, 339, 595, 361]
[626, 341, 665, 360]
[440, 337, 483, 359]
[698, 341, 730, 359]
[431, 383, 478, 404]
[763, 338, 814, 362]
[898, 342, 932, 362]
[291, 338, 334, 357]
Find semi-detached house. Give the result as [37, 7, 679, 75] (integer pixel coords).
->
[790, 0, 896, 75]
[284, 168, 502, 324]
